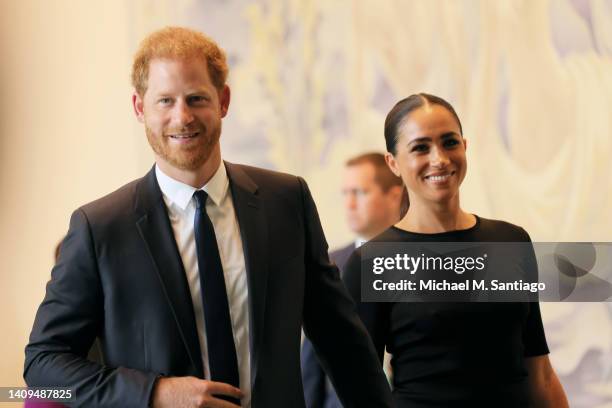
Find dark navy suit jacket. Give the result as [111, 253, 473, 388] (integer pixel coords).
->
[25, 164, 392, 408]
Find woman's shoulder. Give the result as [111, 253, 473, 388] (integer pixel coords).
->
[475, 216, 532, 242]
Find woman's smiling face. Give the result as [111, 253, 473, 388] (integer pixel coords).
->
[386, 103, 467, 205]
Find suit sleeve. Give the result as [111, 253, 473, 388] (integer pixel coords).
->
[297, 177, 393, 408]
[342, 250, 390, 362]
[24, 209, 159, 408]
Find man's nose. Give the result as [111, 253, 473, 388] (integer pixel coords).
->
[173, 100, 194, 126]
[344, 193, 357, 210]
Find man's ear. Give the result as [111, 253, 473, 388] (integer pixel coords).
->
[219, 85, 231, 118]
[388, 185, 404, 201]
[385, 152, 401, 178]
[132, 91, 145, 123]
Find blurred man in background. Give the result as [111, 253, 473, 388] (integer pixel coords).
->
[301, 152, 405, 408]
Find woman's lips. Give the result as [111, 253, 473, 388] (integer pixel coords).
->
[424, 171, 455, 183]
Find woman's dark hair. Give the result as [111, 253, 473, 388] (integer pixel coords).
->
[384, 93, 463, 155]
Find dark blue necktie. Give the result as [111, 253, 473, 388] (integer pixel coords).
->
[193, 190, 240, 401]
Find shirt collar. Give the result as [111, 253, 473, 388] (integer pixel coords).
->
[155, 161, 229, 211]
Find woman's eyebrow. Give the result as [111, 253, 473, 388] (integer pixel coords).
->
[407, 136, 432, 146]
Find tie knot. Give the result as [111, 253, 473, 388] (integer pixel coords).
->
[193, 190, 209, 210]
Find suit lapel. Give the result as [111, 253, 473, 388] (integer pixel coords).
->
[225, 162, 269, 386]
[134, 167, 204, 377]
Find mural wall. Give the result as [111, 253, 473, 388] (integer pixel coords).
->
[130, 1, 612, 406]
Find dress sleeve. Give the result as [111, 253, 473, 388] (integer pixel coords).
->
[343, 248, 390, 363]
[523, 302, 550, 357]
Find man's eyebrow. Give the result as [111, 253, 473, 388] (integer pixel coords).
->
[187, 88, 211, 94]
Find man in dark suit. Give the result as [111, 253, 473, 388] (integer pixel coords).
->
[301, 153, 404, 408]
[24, 27, 392, 408]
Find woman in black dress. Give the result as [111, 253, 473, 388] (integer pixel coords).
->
[344, 94, 568, 407]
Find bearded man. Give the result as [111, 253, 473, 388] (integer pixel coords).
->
[24, 27, 392, 408]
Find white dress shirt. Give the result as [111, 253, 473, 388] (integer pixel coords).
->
[156, 163, 251, 407]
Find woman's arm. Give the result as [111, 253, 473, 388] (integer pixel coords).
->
[524, 355, 569, 408]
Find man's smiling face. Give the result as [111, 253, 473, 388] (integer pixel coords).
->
[134, 57, 230, 172]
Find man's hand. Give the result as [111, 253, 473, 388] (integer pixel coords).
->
[151, 376, 243, 408]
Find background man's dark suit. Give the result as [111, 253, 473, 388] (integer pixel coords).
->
[301, 243, 355, 408]
[24, 163, 392, 407]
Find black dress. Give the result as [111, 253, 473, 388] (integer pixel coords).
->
[343, 216, 549, 408]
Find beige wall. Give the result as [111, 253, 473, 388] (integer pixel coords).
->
[0, 0, 151, 392]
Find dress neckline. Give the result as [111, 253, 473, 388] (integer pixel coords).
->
[390, 214, 481, 237]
